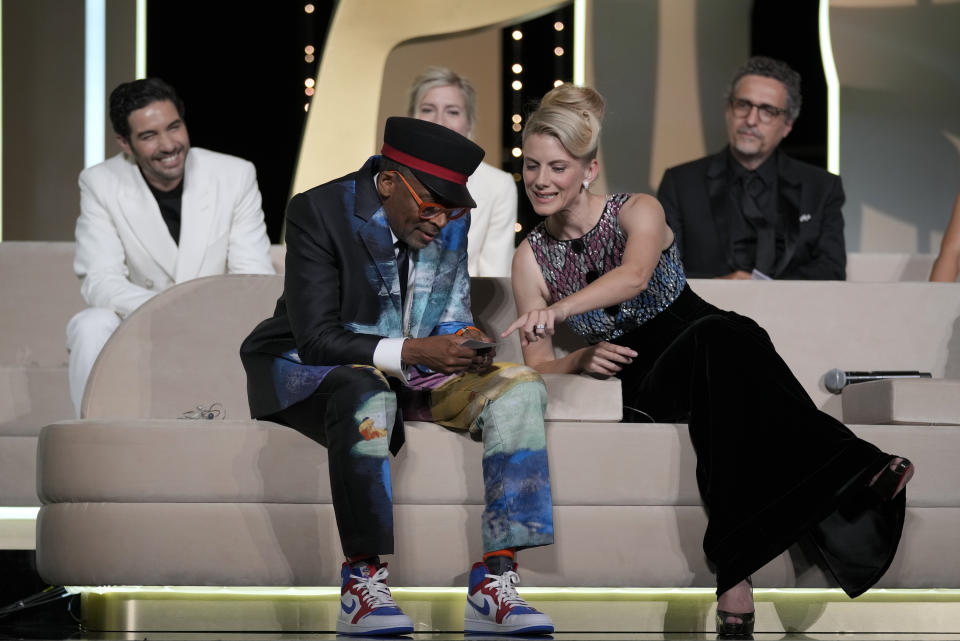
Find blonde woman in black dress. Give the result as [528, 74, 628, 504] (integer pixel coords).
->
[503, 84, 914, 637]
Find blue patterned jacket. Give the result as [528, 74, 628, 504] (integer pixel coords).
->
[240, 156, 474, 419]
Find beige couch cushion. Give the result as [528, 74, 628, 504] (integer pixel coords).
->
[0, 242, 83, 508]
[0, 367, 74, 436]
[0, 241, 84, 368]
[845, 252, 936, 282]
[35, 500, 960, 589]
[36, 417, 959, 588]
[269, 244, 285, 274]
[842, 379, 960, 425]
[541, 374, 621, 421]
[38, 419, 958, 509]
[689, 280, 960, 418]
[0, 435, 39, 505]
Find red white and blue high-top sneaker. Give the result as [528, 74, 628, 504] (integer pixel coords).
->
[337, 561, 413, 636]
[463, 561, 553, 634]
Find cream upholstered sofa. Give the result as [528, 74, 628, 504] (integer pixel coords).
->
[34, 272, 960, 592]
[845, 252, 937, 282]
[0, 242, 285, 550]
[0, 242, 83, 526]
[0, 244, 942, 526]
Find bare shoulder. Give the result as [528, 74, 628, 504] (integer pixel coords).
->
[619, 193, 666, 225]
[618, 193, 672, 248]
[511, 238, 551, 306]
[512, 238, 536, 273]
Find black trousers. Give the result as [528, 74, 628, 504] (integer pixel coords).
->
[614, 285, 904, 597]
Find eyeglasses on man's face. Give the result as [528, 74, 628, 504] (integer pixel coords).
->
[385, 170, 468, 221]
[729, 97, 788, 124]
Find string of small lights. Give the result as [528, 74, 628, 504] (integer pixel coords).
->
[502, 6, 574, 243]
[303, 3, 320, 112]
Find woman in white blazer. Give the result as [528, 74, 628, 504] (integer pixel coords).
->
[408, 66, 518, 277]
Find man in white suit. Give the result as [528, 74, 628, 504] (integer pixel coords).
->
[67, 78, 274, 416]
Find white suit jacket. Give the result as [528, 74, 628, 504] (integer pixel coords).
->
[75, 148, 275, 318]
[466, 161, 517, 277]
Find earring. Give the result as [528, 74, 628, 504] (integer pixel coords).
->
[582, 180, 590, 191]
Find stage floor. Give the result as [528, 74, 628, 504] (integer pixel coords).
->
[5, 587, 960, 641]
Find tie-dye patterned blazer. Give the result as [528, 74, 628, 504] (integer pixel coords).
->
[240, 156, 474, 421]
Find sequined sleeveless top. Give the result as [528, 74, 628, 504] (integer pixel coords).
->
[527, 193, 687, 343]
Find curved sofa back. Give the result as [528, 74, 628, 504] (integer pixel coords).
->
[83, 274, 283, 419]
[82, 272, 960, 421]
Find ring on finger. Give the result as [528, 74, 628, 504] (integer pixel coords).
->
[535, 323, 546, 330]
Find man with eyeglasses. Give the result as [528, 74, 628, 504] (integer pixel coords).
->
[240, 117, 554, 636]
[658, 56, 846, 280]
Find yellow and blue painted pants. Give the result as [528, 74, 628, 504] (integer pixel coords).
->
[266, 362, 554, 558]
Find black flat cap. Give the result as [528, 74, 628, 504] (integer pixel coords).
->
[381, 116, 485, 208]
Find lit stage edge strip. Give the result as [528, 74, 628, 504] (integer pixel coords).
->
[819, 0, 841, 175]
[0, 507, 40, 519]
[136, 0, 147, 79]
[74, 584, 960, 633]
[84, 0, 106, 169]
[573, 0, 586, 85]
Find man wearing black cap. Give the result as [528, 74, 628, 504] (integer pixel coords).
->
[240, 117, 554, 636]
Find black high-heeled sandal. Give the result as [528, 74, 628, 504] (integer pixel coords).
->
[870, 456, 914, 501]
[716, 577, 754, 639]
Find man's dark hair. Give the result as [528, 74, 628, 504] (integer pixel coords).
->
[109, 78, 185, 140]
[725, 56, 802, 123]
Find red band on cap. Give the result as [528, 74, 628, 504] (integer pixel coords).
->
[381, 143, 468, 185]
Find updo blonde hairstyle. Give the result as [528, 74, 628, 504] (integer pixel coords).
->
[522, 84, 605, 160]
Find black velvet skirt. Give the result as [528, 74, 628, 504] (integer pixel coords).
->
[612, 284, 906, 597]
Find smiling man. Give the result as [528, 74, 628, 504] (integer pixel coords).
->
[67, 78, 274, 416]
[240, 117, 554, 636]
[657, 56, 847, 280]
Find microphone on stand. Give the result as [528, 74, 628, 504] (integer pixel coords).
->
[824, 369, 932, 394]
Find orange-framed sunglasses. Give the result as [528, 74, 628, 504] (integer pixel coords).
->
[384, 170, 469, 220]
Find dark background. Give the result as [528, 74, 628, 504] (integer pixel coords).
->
[146, 0, 334, 242]
[751, 0, 827, 169]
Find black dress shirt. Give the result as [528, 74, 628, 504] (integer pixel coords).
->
[147, 178, 184, 245]
[728, 150, 781, 274]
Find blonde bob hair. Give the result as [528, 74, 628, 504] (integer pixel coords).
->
[522, 84, 605, 161]
[406, 66, 477, 130]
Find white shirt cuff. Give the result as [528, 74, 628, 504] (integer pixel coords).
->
[373, 337, 408, 382]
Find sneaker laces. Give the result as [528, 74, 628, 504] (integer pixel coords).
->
[484, 570, 529, 609]
[353, 566, 399, 609]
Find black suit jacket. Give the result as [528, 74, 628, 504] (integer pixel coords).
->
[657, 148, 846, 280]
[240, 156, 474, 420]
